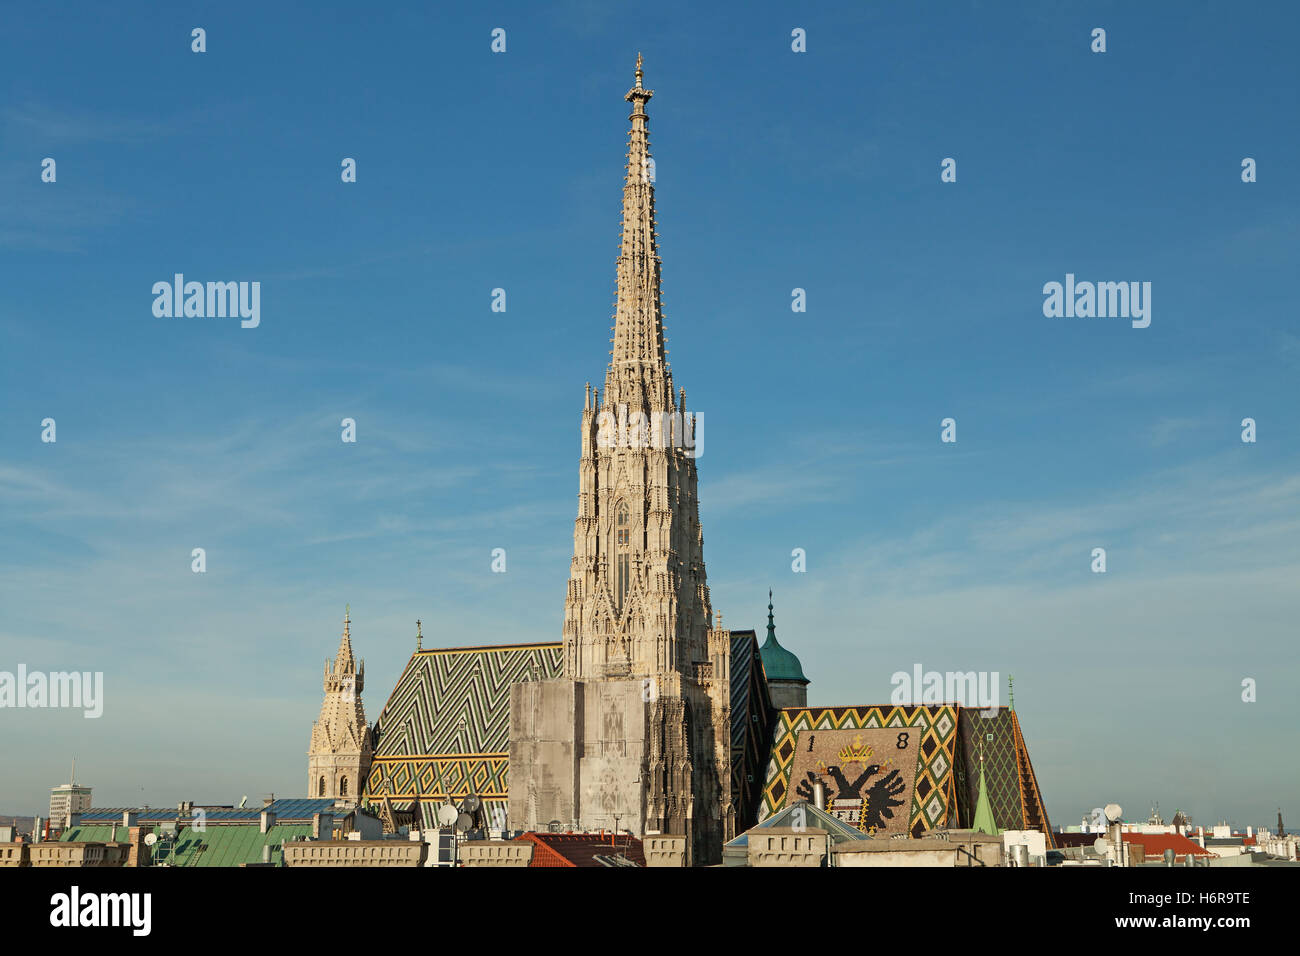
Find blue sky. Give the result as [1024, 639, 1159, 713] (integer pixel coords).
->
[1, 1, 1297, 830]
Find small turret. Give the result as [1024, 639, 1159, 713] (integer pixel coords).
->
[759, 591, 809, 708]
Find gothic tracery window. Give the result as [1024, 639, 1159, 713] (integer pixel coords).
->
[615, 501, 630, 610]
[318, 775, 326, 797]
[339, 776, 348, 797]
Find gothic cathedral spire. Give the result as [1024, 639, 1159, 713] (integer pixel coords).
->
[540, 56, 732, 863]
[307, 606, 373, 800]
[607, 51, 672, 405]
[564, 56, 714, 690]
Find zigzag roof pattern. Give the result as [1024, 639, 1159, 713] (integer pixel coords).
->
[364, 635, 773, 822]
[758, 704, 1053, 843]
[371, 642, 564, 759]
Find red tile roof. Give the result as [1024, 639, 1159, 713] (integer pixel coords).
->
[1121, 833, 1214, 861]
[515, 832, 645, 867]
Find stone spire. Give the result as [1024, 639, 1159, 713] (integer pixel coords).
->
[607, 52, 673, 412]
[307, 607, 372, 800]
[515, 57, 731, 863]
[335, 604, 355, 670]
[565, 54, 710, 683]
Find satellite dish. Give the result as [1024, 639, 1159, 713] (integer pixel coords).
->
[455, 813, 473, 832]
[1104, 803, 1123, 823]
[144, 832, 158, 846]
[463, 794, 482, 813]
[1092, 837, 1110, 856]
[437, 804, 459, 827]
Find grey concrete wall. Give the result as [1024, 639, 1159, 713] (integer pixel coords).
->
[510, 680, 583, 831]
[579, 680, 647, 834]
[767, 680, 807, 710]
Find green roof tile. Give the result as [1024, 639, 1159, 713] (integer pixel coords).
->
[64, 822, 314, 866]
[759, 593, 807, 684]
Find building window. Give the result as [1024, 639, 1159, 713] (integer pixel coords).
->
[615, 501, 630, 609]
[340, 776, 348, 797]
[319, 775, 326, 797]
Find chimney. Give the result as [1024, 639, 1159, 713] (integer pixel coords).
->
[260, 810, 276, 833]
[123, 811, 138, 829]
[811, 783, 826, 811]
[67, 812, 81, 828]
[312, 812, 333, 840]
[127, 827, 151, 867]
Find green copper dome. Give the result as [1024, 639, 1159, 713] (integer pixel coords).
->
[759, 592, 808, 684]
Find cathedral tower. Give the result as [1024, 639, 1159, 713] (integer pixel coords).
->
[511, 56, 732, 864]
[307, 607, 372, 800]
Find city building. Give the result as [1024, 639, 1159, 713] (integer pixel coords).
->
[56, 798, 359, 867]
[48, 764, 91, 828]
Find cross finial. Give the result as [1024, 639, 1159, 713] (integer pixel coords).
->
[635, 52, 643, 88]
[766, 589, 778, 644]
[416, 619, 423, 650]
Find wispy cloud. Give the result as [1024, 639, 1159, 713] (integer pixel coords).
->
[3, 103, 172, 146]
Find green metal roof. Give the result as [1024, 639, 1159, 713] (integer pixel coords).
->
[61, 824, 130, 843]
[61, 823, 314, 866]
[759, 593, 808, 684]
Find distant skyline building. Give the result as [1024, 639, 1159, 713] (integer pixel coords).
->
[48, 761, 91, 827]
